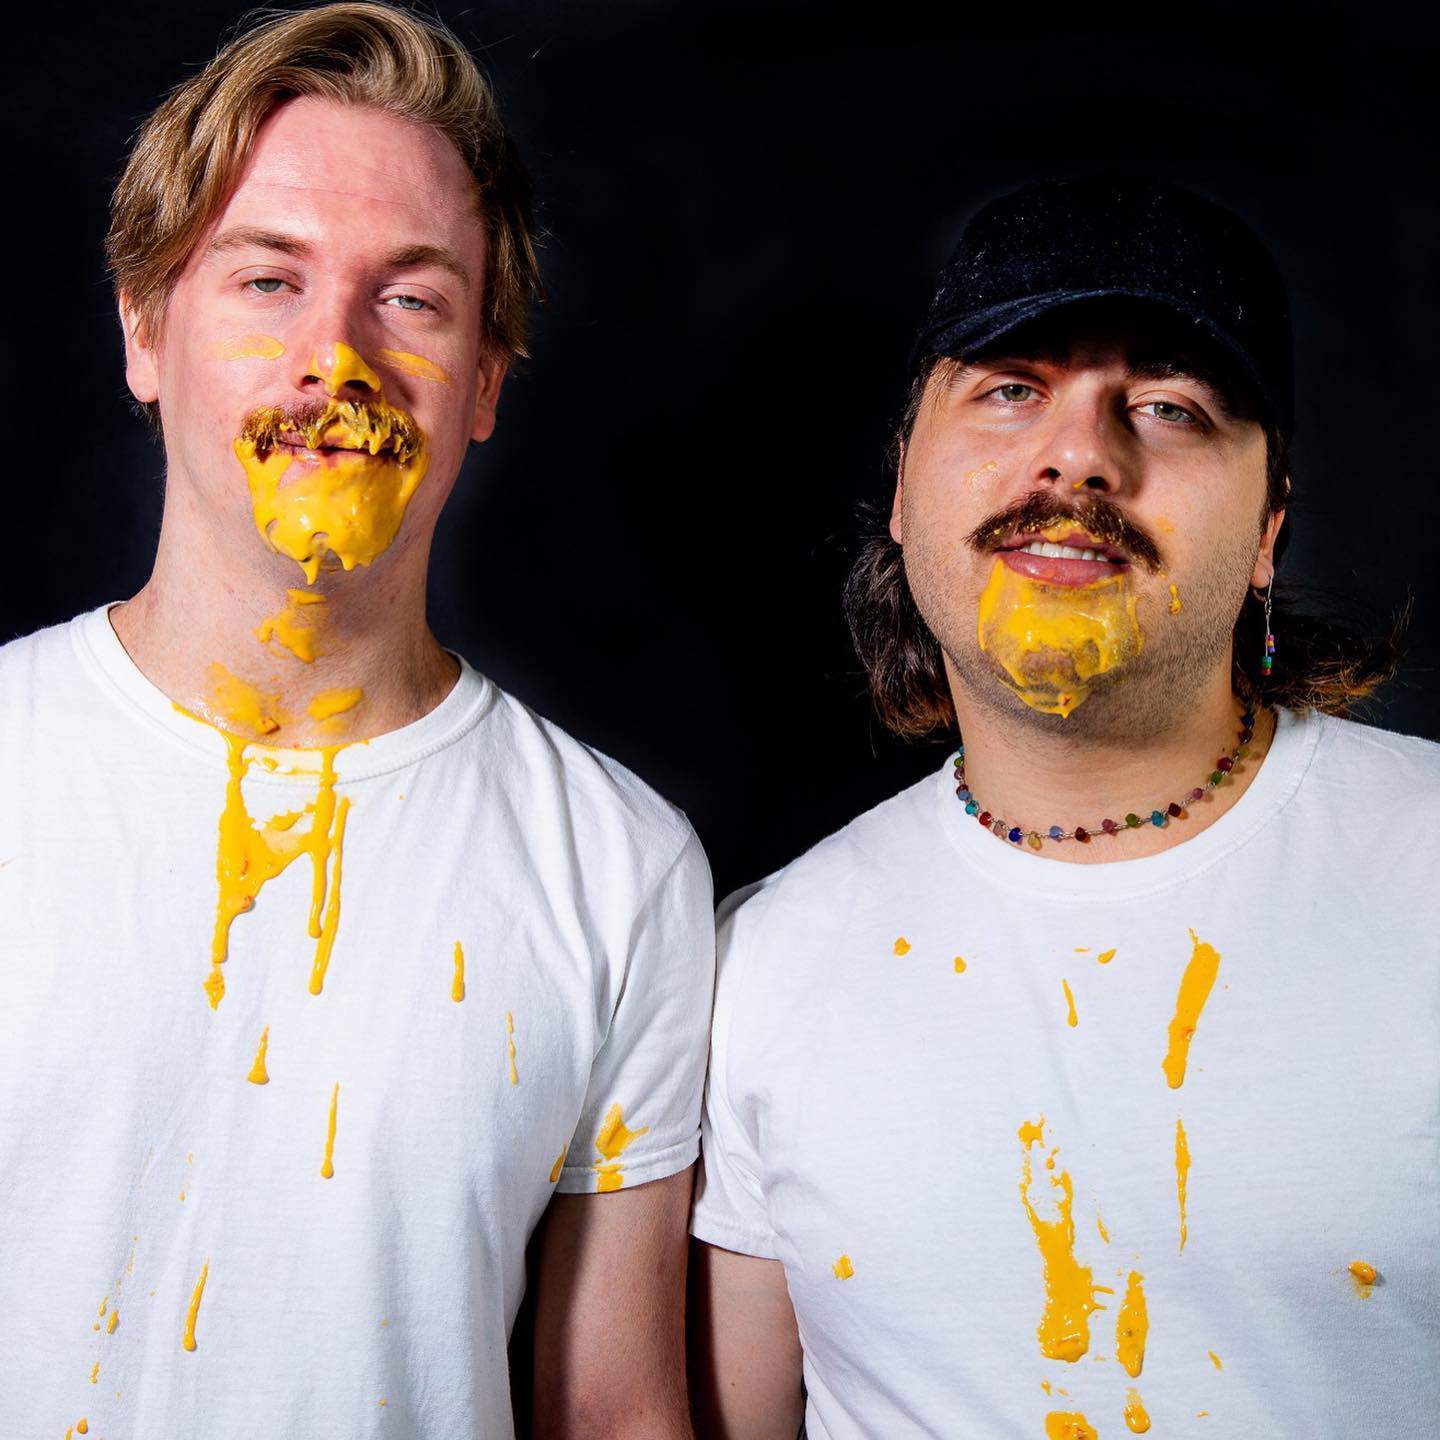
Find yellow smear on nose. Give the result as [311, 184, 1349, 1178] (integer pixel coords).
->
[313, 342, 382, 393]
[1162, 930, 1221, 1088]
[236, 398, 430, 586]
[1019, 1119, 1105, 1362]
[247, 1026, 270, 1084]
[182, 1260, 208, 1352]
[506, 1011, 519, 1085]
[1176, 1118, 1191, 1252]
[1062, 979, 1079, 1027]
[377, 348, 451, 384]
[1349, 1260, 1378, 1296]
[451, 941, 465, 1001]
[594, 1103, 649, 1193]
[832, 1254, 855, 1279]
[203, 727, 352, 1009]
[977, 559, 1144, 718]
[257, 589, 328, 663]
[207, 662, 286, 737]
[307, 687, 363, 722]
[320, 1082, 339, 1178]
[213, 333, 285, 361]
[1045, 1413, 1098, 1439]
[549, 1147, 567, 1183]
[893, 936, 911, 956]
[1124, 1390, 1152, 1432]
[1168, 584, 1183, 615]
[1116, 1271, 1149, 1377]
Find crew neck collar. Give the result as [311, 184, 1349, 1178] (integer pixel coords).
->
[72, 602, 495, 783]
[933, 704, 1320, 902]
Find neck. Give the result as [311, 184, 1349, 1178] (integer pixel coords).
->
[946, 656, 1275, 863]
[110, 510, 458, 749]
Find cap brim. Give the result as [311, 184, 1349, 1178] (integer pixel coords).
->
[914, 287, 1276, 420]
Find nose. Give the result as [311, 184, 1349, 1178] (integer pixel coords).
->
[304, 342, 384, 400]
[1025, 387, 1130, 499]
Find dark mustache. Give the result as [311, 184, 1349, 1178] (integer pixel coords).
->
[238, 397, 423, 465]
[965, 492, 1163, 572]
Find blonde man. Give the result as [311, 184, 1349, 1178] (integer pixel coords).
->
[0, 5, 711, 1435]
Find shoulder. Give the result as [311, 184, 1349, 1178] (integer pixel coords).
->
[1306, 708, 1440, 800]
[0, 612, 76, 678]
[0, 611, 87, 714]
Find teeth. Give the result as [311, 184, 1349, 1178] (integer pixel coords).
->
[1017, 541, 1116, 563]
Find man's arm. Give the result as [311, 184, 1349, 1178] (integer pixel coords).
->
[688, 1239, 804, 1440]
[529, 1168, 695, 1439]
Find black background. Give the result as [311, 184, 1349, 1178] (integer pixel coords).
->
[7, 1, 1437, 897]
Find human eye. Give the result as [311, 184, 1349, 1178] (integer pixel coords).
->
[1137, 399, 1198, 425]
[242, 276, 292, 296]
[383, 293, 434, 313]
[986, 382, 1039, 404]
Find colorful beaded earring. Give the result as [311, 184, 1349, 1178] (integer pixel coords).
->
[1261, 577, 1275, 676]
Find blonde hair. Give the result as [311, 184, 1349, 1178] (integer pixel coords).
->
[106, 0, 539, 415]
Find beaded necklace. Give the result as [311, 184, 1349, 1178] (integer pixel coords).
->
[954, 707, 1259, 849]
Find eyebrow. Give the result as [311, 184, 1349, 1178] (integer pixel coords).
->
[204, 227, 473, 289]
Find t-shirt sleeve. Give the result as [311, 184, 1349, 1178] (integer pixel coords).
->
[556, 827, 716, 1194]
[689, 882, 780, 1259]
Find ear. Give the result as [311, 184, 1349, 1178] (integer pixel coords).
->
[1250, 504, 1287, 588]
[119, 294, 160, 404]
[470, 352, 507, 444]
[888, 441, 906, 544]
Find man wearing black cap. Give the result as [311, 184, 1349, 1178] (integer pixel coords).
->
[688, 176, 1437, 1438]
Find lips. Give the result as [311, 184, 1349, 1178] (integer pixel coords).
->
[995, 527, 1130, 586]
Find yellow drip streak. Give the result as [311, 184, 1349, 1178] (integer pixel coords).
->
[1176, 1118, 1191, 1253]
[107, 1310, 119, 1334]
[593, 1103, 649, 1193]
[182, 1260, 209, 1352]
[506, 1011, 518, 1085]
[1045, 1413, 1098, 1439]
[307, 793, 352, 996]
[247, 1026, 270, 1084]
[320, 1083, 340, 1179]
[1124, 1389, 1152, 1432]
[549, 1147, 567, 1184]
[1062, 979, 1079, 1027]
[451, 940, 466, 1001]
[89, 1361, 99, 1384]
[1162, 930, 1221, 1088]
[1209, 1349, 1223, 1369]
[1116, 1271, 1149, 1377]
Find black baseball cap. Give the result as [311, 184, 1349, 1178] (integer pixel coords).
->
[911, 175, 1295, 437]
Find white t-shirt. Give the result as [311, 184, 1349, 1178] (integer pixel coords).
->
[692, 706, 1440, 1440]
[0, 603, 714, 1437]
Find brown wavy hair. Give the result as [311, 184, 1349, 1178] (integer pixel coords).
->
[845, 354, 1407, 738]
[106, 1, 541, 430]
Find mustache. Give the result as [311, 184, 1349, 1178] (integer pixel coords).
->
[965, 491, 1164, 572]
[238, 397, 424, 465]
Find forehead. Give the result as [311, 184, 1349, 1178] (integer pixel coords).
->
[207, 95, 485, 257]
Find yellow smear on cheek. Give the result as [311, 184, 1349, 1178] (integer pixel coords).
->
[976, 559, 1144, 718]
[1116, 1270, 1149, 1376]
[247, 1026, 270, 1084]
[182, 1260, 208, 1352]
[1045, 1413, 1098, 1439]
[1162, 930, 1221, 1088]
[1062, 979, 1079, 1027]
[1124, 1390, 1152, 1432]
[376, 348, 451, 384]
[213, 333, 285, 361]
[257, 589, 328, 663]
[1019, 1119, 1104, 1361]
[320, 1083, 339, 1178]
[207, 662, 286, 736]
[451, 941, 465, 1001]
[832, 1254, 855, 1279]
[593, 1103, 649, 1193]
[235, 403, 430, 586]
[307, 687, 364, 723]
[549, 1147, 567, 1183]
[506, 1010, 519, 1084]
[1176, 1118, 1191, 1252]
[1168, 583, 1183, 615]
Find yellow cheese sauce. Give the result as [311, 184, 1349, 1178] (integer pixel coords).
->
[893, 936, 912, 956]
[1123, 1389, 1152, 1432]
[1349, 1260, 1378, 1297]
[1168, 583, 1183, 615]
[593, 1103, 649, 1193]
[976, 555, 1144, 717]
[1162, 931, 1221, 1088]
[206, 662, 286, 736]
[1176, 1118, 1191, 1253]
[307, 687, 364, 723]
[247, 1025, 270, 1084]
[549, 1147, 567, 1184]
[506, 1010, 519, 1085]
[832, 1254, 855, 1280]
[376, 348, 452, 384]
[1062, 979, 1079, 1028]
[320, 1082, 339, 1179]
[256, 588, 329, 663]
[1045, 1412, 1098, 1439]
[1116, 1270, 1149, 1377]
[182, 1260, 209, 1352]
[451, 940, 466, 1002]
[234, 389, 430, 586]
[1019, 1119, 1106, 1362]
[213, 332, 285, 361]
